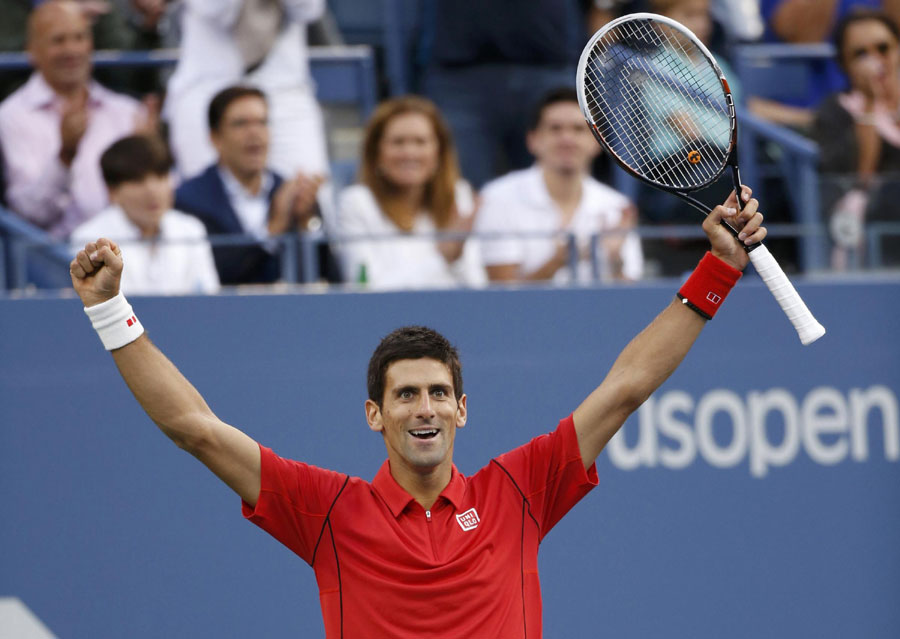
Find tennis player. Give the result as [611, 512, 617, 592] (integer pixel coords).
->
[70, 188, 765, 638]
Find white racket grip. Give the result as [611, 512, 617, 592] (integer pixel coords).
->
[748, 245, 825, 345]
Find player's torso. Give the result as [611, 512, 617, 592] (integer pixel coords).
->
[313, 468, 542, 638]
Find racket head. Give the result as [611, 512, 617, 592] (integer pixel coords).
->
[576, 12, 737, 194]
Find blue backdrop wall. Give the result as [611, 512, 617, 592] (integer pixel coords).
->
[1, 279, 898, 638]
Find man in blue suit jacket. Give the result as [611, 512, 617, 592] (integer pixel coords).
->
[175, 86, 325, 285]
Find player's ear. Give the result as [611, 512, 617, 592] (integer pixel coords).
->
[365, 399, 383, 432]
[455, 394, 467, 429]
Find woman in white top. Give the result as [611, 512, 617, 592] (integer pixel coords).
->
[335, 96, 486, 290]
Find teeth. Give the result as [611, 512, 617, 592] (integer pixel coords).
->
[410, 429, 438, 436]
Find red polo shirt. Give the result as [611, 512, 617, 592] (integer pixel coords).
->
[242, 415, 598, 638]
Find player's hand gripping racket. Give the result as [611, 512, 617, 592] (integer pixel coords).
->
[576, 12, 825, 345]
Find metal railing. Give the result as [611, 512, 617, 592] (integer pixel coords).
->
[0, 45, 378, 116]
[3, 212, 858, 294]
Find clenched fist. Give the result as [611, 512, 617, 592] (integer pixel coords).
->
[70, 237, 124, 307]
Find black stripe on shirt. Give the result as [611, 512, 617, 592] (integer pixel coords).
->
[311, 475, 349, 565]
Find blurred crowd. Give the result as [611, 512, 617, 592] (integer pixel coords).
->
[0, 0, 898, 295]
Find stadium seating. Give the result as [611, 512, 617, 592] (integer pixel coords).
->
[732, 43, 836, 271]
[0, 45, 378, 117]
[0, 206, 71, 290]
[732, 42, 836, 106]
[738, 110, 825, 271]
[0, 47, 378, 289]
[329, 0, 423, 94]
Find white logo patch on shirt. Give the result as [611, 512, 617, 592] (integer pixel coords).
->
[455, 508, 480, 531]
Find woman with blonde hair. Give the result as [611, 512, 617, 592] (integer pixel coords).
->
[335, 96, 485, 289]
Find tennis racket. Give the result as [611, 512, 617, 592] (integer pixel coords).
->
[576, 12, 825, 345]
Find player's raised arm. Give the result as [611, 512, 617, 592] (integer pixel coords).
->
[70, 238, 261, 505]
[572, 188, 766, 469]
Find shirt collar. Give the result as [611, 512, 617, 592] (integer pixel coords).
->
[526, 163, 591, 226]
[108, 204, 162, 240]
[372, 460, 466, 518]
[217, 165, 274, 201]
[22, 72, 108, 109]
[524, 164, 553, 208]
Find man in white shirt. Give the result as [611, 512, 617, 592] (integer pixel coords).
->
[0, 0, 145, 238]
[71, 135, 220, 296]
[475, 88, 644, 284]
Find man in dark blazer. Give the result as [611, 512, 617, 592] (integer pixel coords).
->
[175, 86, 325, 285]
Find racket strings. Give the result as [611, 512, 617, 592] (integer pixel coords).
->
[596, 24, 728, 182]
[588, 48, 718, 186]
[585, 59, 711, 188]
[585, 56, 709, 186]
[602, 20, 730, 153]
[581, 18, 732, 190]
[588, 71, 698, 187]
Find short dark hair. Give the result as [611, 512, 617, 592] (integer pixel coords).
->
[367, 326, 463, 406]
[208, 85, 267, 132]
[528, 87, 580, 131]
[100, 135, 171, 188]
[834, 8, 900, 72]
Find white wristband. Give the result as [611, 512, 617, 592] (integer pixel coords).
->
[84, 292, 144, 351]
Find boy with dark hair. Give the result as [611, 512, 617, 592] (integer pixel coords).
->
[71, 135, 219, 295]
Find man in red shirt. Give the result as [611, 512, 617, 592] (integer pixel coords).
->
[69, 187, 766, 637]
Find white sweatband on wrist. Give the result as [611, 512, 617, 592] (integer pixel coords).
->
[84, 292, 144, 351]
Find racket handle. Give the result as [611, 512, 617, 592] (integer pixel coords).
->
[748, 245, 825, 345]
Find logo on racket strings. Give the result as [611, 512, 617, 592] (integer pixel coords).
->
[687, 150, 702, 164]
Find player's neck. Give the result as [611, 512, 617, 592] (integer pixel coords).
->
[389, 457, 452, 511]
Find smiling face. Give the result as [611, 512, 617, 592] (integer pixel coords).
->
[527, 100, 599, 176]
[376, 112, 441, 191]
[27, 1, 93, 95]
[366, 358, 467, 476]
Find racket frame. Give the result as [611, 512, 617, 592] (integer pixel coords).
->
[576, 12, 826, 345]
[576, 12, 752, 245]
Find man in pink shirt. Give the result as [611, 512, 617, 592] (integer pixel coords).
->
[0, 0, 144, 238]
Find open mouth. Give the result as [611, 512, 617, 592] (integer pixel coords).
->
[409, 428, 439, 440]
